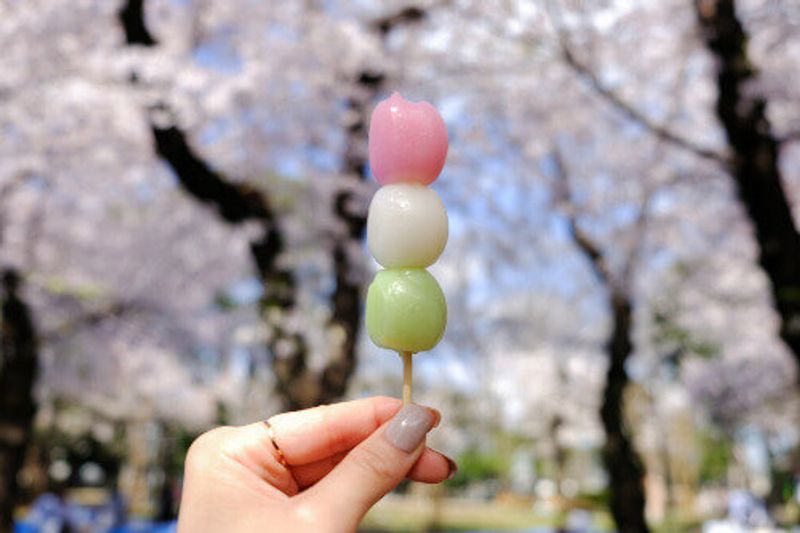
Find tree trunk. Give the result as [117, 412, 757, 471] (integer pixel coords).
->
[148, 125, 315, 410]
[119, 3, 365, 411]
[317, 72, 384, 406]
[695, 0, 800, 379]
[556, 149, 650, 532]
[601, 291, 649, 533]
[0, 270, 39, 532]
[120, 2, 430, 410]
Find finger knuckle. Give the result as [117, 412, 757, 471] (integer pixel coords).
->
[185, 427, 229, 473]
[351, 444, 397, 482]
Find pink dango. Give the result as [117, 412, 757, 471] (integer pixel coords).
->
[368, 92, 449, 186]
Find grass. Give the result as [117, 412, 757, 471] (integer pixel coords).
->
[360, 494, 615, 532]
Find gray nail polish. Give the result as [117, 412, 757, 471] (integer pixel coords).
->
[384, 404, 434, 452]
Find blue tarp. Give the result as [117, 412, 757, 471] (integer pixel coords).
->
[15, 493, 176, 533]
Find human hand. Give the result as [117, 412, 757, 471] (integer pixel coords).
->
[177, 396, 455, 532]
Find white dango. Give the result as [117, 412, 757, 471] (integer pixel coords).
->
[367, 183, 448, 269]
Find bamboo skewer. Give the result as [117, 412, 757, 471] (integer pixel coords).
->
[401, 351, 413, 404]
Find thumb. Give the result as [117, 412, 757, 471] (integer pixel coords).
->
[303, 403, 436, 528]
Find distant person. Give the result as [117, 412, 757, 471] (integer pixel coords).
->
[727, 489, 772, 528]
[177, 397, 454, 532]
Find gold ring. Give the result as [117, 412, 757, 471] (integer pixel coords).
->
[263, 419, 288, 467]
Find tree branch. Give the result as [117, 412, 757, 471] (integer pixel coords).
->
[0, 174, 31, 248]
[42, 300, 138, 344]
[120, 0, 312, 407]
[118, 0, 157, 46]
[780, 129, 800, 145]
[558, 44, 729, 166]
[151, 126, 276, 225]
[619, 192, 652, 290]
[0, 173, 32, 201]
[551, 148, 615, 288]
[370, 6, 427, 35]
[148, 124, 309, 407]
[542, 0, 730, 167]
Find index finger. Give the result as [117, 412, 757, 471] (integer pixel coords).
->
[268, 397, 439, 466]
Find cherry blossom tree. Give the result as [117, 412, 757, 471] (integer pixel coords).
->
[1, 1, 799, 529]
[0, 0, 261, 517]
[377, 1, 798, 529]
[117, 0, 444, 409]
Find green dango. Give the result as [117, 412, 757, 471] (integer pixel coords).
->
[365, 268, 447, 354]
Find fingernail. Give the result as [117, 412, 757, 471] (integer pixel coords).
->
[445, 457, 458, 480]
[429, 408, 441, 428]
[384, 404, 434, 453]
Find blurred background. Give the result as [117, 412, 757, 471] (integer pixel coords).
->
[1, 0, 800, 531]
